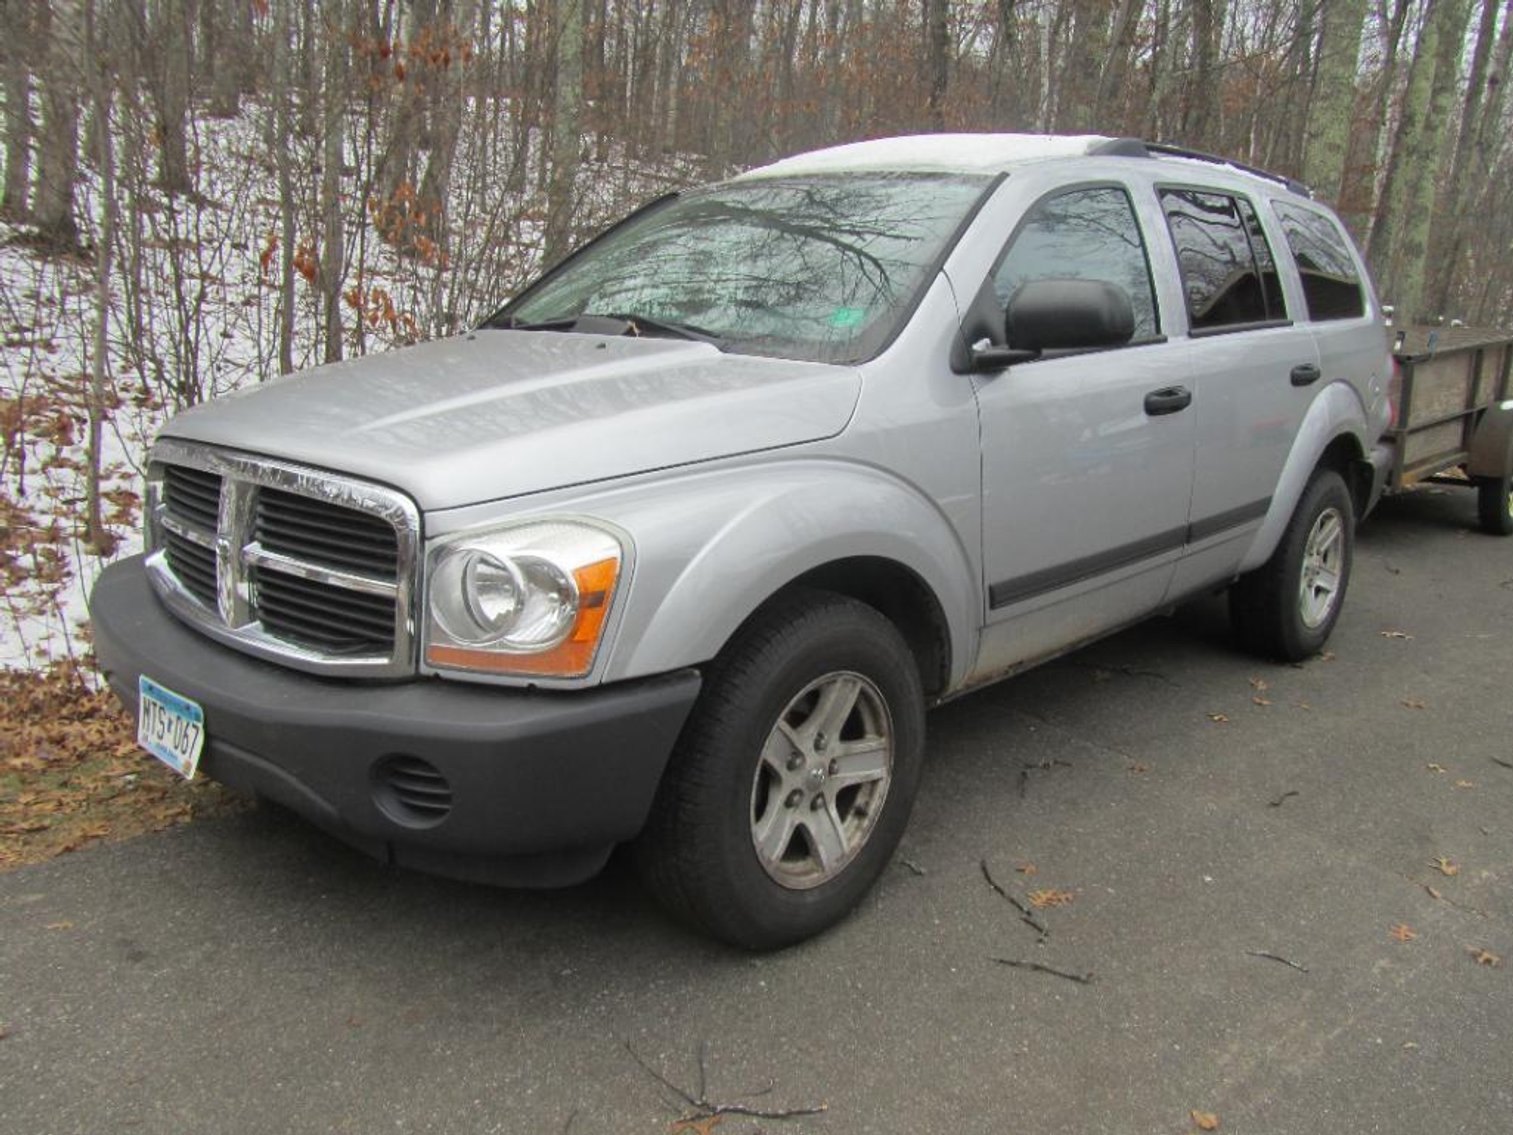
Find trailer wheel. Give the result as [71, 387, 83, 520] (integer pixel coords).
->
[636, 590, 925, 949]
[1231, 468, 1354, 662]
[1476, 474, 1513, 536]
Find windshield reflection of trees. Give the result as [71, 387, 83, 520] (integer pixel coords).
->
[514, 175, 988, 364]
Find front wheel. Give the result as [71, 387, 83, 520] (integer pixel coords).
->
[636, 590, 925, 949]
[1476, 473, 1513, 536]
[1230, 468, 1355, 662]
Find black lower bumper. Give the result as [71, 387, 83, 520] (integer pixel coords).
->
[89, 557, 701, 886]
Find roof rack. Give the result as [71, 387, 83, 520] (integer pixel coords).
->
[1087, 137, 1312, 198]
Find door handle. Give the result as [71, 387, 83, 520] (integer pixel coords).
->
[1144, 386, 1192, 416]
[1290, 363, 1322, 387]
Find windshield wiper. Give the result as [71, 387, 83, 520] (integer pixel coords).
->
[479, 314, 577, 331]
[585, 312, 724, 347]
[480, 311, 723, 348]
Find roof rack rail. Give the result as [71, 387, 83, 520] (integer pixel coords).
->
[1087, 137, 1313, 198]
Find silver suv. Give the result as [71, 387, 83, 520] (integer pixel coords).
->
[90, 134, 1393, 947]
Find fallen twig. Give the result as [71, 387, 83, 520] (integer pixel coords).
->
[1267, 790, 1300, 808]
[623, 1040, 828, 1123]
[898, 856, 927, 876]
[1247, 950, 1309, 973]
[992, 957, 1094, 984]
[1491, 757, 1513, 771]
[1017, 758, 1073, 798]
[980, 859, 1050, 938]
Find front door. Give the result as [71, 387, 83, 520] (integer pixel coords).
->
[971, 184, 1195, 682]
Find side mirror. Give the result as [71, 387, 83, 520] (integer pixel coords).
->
[1006, 278, 1136, 351]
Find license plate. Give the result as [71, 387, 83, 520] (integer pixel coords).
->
[138, 676, 206, 779]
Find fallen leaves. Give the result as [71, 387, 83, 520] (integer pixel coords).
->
[1380, 630, 1414, 640]
[1014, 862, 1037, 876]
[1026, 888, 1076, 909]
[44, 920, 74, 931]
[1430, 857, 1460, 877]
[670, 1118, 722, 1135]
[1191, 1110, 1221, 1130]
[1467, 947, 1502, 968]
[1, 663, 241, 870]
[1426, 763, 1447, 773]
[1207, 712, 1230, 724]
[1400, 698, 1427, 710]
[1390, 923, 1417, 943]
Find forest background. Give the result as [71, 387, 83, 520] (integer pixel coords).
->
[0, 1, 1510, 858]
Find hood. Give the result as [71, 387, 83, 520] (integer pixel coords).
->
[162, 331, 862, 510]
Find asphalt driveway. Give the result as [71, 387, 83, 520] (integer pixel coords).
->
[2, 486, 1509, 1134]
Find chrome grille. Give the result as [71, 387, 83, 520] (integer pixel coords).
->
[144, 439, 420, 678]
[161, 528, 218, 608]
[255, 487, 398, 580]
[163, 465, 222, 531]
[252, 567, 397, 654]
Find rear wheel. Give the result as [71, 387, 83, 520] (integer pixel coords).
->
[636, 590, 925, 949]
[1475, 473, 1513, 535]
[1231, 468, 1354, 662]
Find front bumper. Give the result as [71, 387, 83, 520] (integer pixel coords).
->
[89, 556, 701, 886]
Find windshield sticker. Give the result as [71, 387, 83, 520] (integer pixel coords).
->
[829, 307, 867, 329]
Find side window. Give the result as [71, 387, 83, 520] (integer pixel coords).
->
[993, 186, 1160, 342]
[1271, 200, 1366, 321]
[1160, 189, 1285, 331]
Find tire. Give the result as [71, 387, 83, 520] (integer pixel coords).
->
[1476, 474, 1513, 536]
[635, 590, 926, 950]
[1230, 468, 1354, 662]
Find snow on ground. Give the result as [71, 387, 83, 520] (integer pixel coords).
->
[1, 100, 703, 671]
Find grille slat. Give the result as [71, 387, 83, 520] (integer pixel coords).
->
[253, 568, 395, 623]
[152, 452, 412, 673]
[163, 466, 222, 532]
[163, 530, 217, 608]
[255, 487, 398, 580]
[253, 570, 396, 653]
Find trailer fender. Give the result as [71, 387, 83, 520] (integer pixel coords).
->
[1237, 382, 1369, 574]
[1467, 400, 1513, 480]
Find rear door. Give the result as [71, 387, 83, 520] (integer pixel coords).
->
[1158, 186, 1323, 597]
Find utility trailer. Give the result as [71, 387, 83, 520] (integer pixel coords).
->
[1384, 326, 1513, 534]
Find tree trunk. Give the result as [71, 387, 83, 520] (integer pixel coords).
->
[542, 0, 582, 266]
[149, 0, 193, 194]
[34, 0, 82, 250]
[1422, 0, 1503, 318]
[321, 1, 351, 364]
[0, 0, 37, 218]
[83, 0, 116, 553]
[275, 0, 297, 375]
[1386, 0, 1469, 321]
[1301, 0, 1368, 200]
[925, 0, 949, 130]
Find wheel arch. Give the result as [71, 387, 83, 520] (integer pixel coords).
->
[1237, 383, 1371, 574]
[599, 462, 980, 694]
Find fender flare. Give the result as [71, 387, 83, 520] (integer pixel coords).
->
[1467, 400, 1513, 480]
[1237, 382, 1370, 574]
[593, 460, 981, 688]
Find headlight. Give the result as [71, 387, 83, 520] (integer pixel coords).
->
[424, 520, 624, 678]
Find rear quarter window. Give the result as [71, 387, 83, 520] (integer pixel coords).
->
[1271, 200, 1366, 321]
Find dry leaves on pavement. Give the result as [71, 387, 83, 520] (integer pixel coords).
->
[1, 662, 241, 870]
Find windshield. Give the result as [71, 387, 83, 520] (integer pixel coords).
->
[498, 173, 994, 364]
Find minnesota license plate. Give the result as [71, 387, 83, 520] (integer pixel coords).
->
[137, 676, 206, 779]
